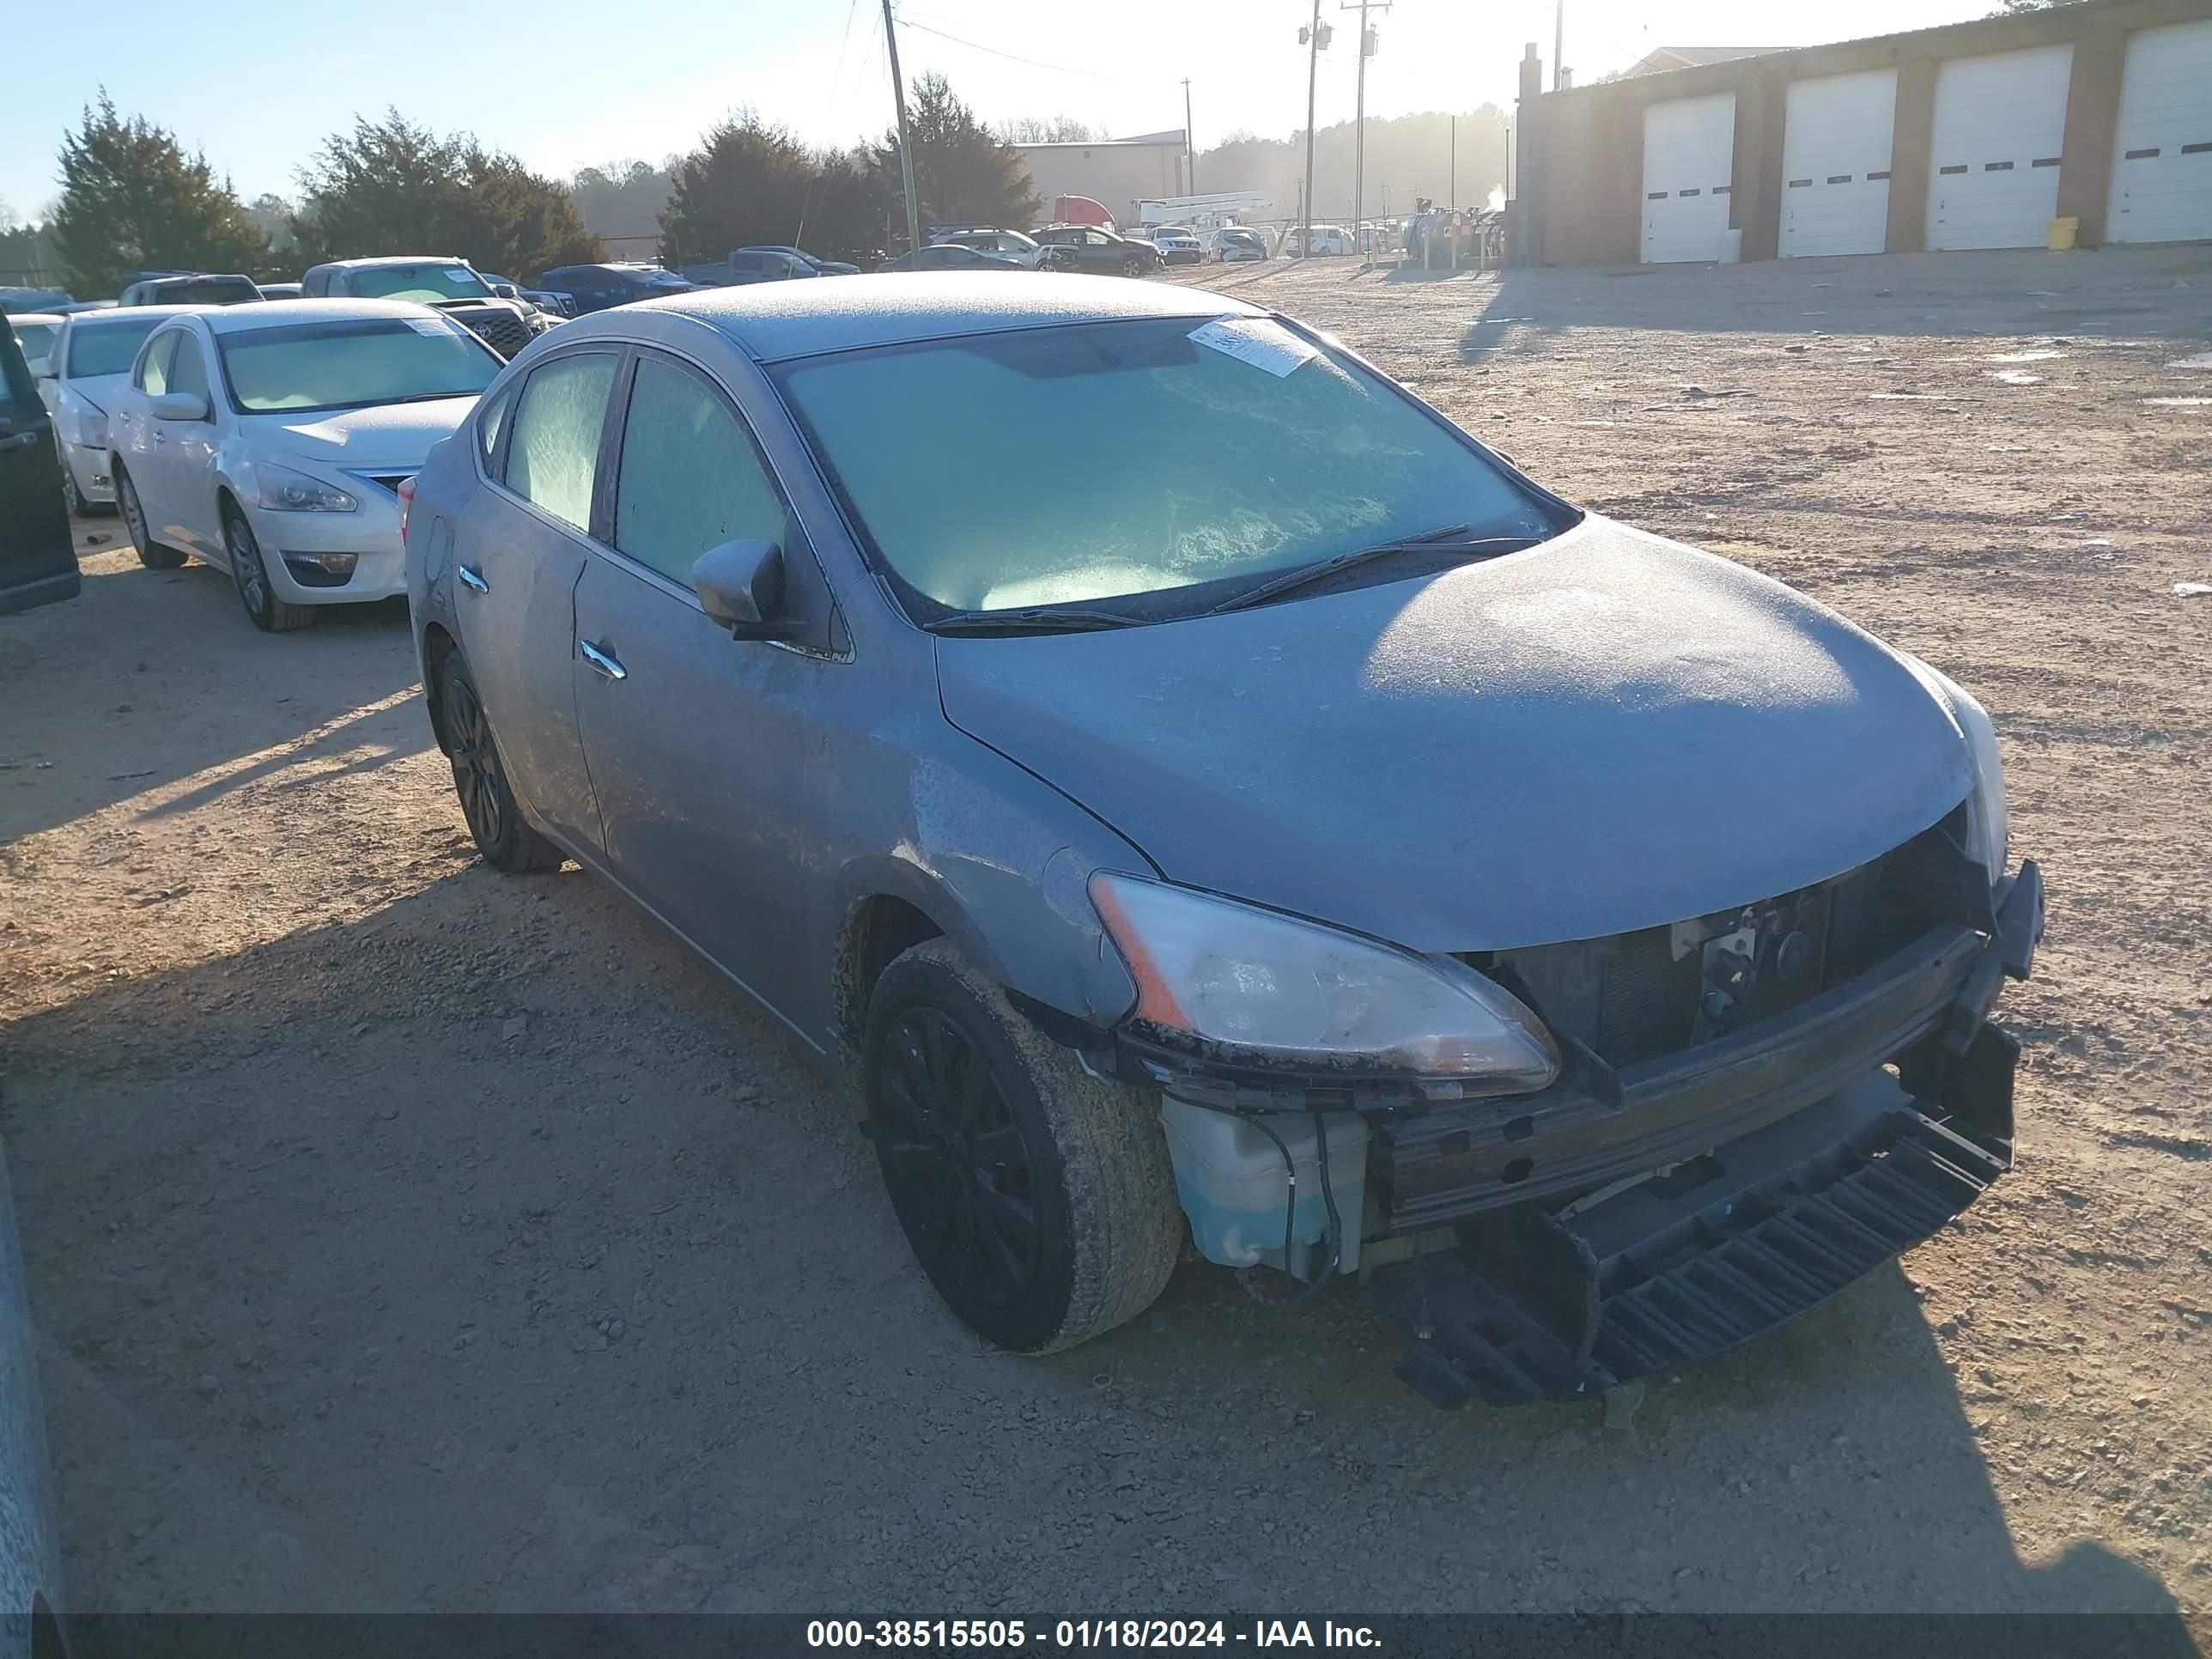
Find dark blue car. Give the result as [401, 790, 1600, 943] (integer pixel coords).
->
[535, 263, 701, 315]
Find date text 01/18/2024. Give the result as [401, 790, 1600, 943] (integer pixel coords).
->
[806, 1620, 1382, 1649]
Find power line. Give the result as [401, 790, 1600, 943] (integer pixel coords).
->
[892, 12, 1117, 79]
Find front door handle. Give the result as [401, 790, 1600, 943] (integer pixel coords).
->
[580, 639, 627, 681]
[457, 563, 489, 594]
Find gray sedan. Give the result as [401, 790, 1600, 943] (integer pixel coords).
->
[404, 275, 2042, 1405]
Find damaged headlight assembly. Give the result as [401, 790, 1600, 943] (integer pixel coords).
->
[1904, 656, 2009, 880]
[1089, 872, 1559, 1094]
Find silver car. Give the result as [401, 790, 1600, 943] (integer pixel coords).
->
[404, 276, 2043, 1405]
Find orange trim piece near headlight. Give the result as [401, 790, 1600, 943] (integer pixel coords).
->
[1090, 875, 1193, 1030]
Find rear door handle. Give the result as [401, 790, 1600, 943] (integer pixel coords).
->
[457, 564, 489, 593]
[580, 639, 627, 681]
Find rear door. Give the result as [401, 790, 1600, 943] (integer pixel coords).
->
[450, 349, 621, 849]
[569, 347, 835, 1022]
[0, 322, 76, 615]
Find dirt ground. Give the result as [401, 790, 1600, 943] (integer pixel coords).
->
[3, 245, 2209, 1618]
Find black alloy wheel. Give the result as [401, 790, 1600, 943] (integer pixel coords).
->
[439, 657, 562, 872]
[873, 1006, 1042, 1314]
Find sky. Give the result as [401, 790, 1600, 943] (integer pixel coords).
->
[3, 0, 1999, 222]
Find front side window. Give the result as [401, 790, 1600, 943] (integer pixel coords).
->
[344, 263, 493, 303]
[505, 352, 617, 532]
[166, 332, 211, 403]
[137, 331, 179, 394]
[612, 356, 783, 586]
[215, 318, 501, 415]
[70, 317, 165, 379]
[774, 316, 1556, 617]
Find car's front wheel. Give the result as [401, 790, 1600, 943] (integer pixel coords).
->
[865, 939, 1183, 1353]
[116, 469, 185, 568]
[438, 653, 564, 873]
[222, 507, 317, 633]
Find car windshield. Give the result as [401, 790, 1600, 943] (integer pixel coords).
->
[215, 317, 500, 414]
[773, 314, 1558, 617]
[11, 321, 58, 364]
[1224, 230, 1262, 246]
[346, 264, 494, 302]
[66, 316, 164, 377]
[155, 279, 260, 305]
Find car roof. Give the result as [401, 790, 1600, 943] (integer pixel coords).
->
[308, 255, 471, 270]
[190, 297, 447, 334]
[65, 303, 207, 328]
[621, 272, 1261, 363]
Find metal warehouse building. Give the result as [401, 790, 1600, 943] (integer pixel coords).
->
[1514, 0, 2212, 265]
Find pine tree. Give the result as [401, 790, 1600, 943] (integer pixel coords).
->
[51, 94, 270, 295]
[871, 75, 1041, 239]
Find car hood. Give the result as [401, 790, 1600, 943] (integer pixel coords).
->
[62, 372, 129, 413]
[934, 517, 1978, 953]
[243, 398, 478, 467]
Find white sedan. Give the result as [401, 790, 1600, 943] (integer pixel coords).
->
[35, 306, 204, 514]
[106, 298, 500, 631]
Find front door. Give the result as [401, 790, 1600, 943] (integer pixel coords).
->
[0, 321, 76, 614]
[569, 349, 830, 1027]
[148, 328, 223, 554]
[451, 349, 621, 852]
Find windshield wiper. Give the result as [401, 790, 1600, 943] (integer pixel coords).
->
[925, 605, 1146, 636]
[1202, 524, 1541, 617]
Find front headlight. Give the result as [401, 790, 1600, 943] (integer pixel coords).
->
[1953, 684, 2008, 879]
[1091, 872, 1559, 1092]
[1904, 657, 2008, 880]
[252, 464, 358, 513]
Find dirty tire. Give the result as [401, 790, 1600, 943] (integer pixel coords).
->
[222, 507, 318, 634]
[866, 939, 1182, 1354]
[438, 653, 564, 874]
[117, 470, 185, 569]
[1121, 253, 1147, 279]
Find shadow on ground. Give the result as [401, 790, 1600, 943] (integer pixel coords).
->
[0, 544, 422, 846]
[0, 862, 2200, 1622]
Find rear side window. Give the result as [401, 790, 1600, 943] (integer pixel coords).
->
[504, 352, 617, 532]
[612, 355, 784, 586]
[137, 331, 179, 394]
[477, 380, 517, 470]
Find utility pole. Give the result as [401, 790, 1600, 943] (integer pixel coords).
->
[1340, 0, 1389, 258]
[1297, 1, 1327, 258]
[881, 0, 921, 255]
[1182, 78, 1197, 196]
[1449, 113, 1456, 207]
[1553, 0, 1565, 93]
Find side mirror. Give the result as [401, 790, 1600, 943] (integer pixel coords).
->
[148, 392, 209, 422]
[491, 283, 520, 300]
[693, 538, 792, 639]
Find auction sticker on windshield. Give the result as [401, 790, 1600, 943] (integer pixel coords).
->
[1188, 318, 1317, 378]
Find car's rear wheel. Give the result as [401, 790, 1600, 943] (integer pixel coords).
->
[439, 654, 564, 873]
[116, 470, 185, 568]
[1120, 253, 1147, 278]
[222, 507, 317, 633]
[865, 939, 1183, 1354]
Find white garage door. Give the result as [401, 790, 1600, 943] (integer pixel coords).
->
[1642, 94, 1736, 263]
[1925, 45, 2074, 251]
[2106, 19, 2212, 245]
[1781, 70, 1899, 258]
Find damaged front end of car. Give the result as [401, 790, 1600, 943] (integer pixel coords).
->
[1091, 807, 2044, 1409]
